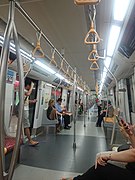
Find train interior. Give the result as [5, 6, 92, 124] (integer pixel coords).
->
[0, 0, 135, 179]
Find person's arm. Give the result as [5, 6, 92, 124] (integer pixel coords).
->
[120, 120, 135, 148]
[25, 82, 34, 96]
[56, 110, 62, 116]
[29, 99, 37, 104]
[95, 148, 135, 168]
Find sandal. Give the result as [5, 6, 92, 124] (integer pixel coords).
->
[29, 140, 39, 146]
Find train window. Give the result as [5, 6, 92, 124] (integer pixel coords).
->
[118, 3, 135, 58]
[126, 78, 132, 118]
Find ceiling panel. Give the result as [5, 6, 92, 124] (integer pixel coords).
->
[0, 0, 113, 90]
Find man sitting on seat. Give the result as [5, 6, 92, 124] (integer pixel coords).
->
[55, 98, 71, 129]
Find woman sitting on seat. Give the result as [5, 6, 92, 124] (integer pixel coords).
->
[47, 99, 57, 120]
[47, 99, 61, 132]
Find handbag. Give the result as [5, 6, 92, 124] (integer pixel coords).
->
[74, 0, 101, 5]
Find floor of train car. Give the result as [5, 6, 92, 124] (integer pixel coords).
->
[12, 105, 126, 180]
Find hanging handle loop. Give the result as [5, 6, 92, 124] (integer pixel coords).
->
[88, 44, 99, 61]
[84, 20, 100, 45]
[32, 30, 45, 58]
[90, 61, 99, 70]
[74, 0, 101, 5]
[49, 48, 58, 67]
[84, 6, 100, 45]
[59, 58, 66, 74]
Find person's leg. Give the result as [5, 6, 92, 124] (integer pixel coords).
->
[97, 112, 106, 127]
[96, 115, 101, 127]
[72, 163, 135, 180]
[63, 115, 70, 129]
[24, 110, 39, 145]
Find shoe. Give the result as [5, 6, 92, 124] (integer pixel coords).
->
[64, 126, 70, 130]
[68, 125, 71, 128]
[56, 128, 61, 133]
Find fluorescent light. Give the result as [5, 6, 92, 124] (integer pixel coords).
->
[0, 35, 32, 62]
[55, 73, 65, 80]
[107, 25, 121, 56]
[114, 0, 131, 21]
[77, 86, 84, 92]
[35, 60, 56, 74]
[46, 83, 55, 87]
[104, 57, 111, 69]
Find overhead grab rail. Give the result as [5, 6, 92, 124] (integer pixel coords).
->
[32, 31, 45, 58]
[23, 60, 35, 79]
[14, 1, 88, 90]
[74, 0, 101, 5]
[84, 5, 100, 45]
[0, 1, 24, 180]
[15, 2, 75, 74]
[88, 44, 99, 61]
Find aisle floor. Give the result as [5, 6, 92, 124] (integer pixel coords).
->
[13, 105, 107, 180]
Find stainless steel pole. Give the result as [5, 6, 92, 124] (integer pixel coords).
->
[0, 0, 15, 178]
[72, 68, 77, 148]
[83, 86, 86, 127]
[8, 24, 24, 180]
[0, 1, 24, 179]
[104, 64, 118, 146]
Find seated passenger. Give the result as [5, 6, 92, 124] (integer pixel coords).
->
[47, 99, 61, 132]
[62, 119, 135, 180]
[55, 98, 71, 129]
[47, 99, 57, 120]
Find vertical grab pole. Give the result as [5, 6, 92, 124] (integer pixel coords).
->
[0, 1, 24, 179]
[0, 1, 15, 179]
[72, 68, 77, 149]
[104, 64, 118, 146]
[83, 84, 86, 127]
[8, 24, 24, 180]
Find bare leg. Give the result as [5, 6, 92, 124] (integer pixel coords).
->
[24, 127, 39, 145]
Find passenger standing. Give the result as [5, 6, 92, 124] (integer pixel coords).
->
[24, 79, 39, 145]
[96, 102, 107, 127]
[97, 103, 102, 118]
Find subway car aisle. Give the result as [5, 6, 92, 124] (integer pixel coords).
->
[13, 105, 107, 180]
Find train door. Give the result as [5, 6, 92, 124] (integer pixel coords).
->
[5, 69, 16, 136]
[126, 77, 134, 123]
[61, 88, 68, 108]
[28, 78, 38, 131]
[33, 81, 46, 130]
[44, 84, 52, 109]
